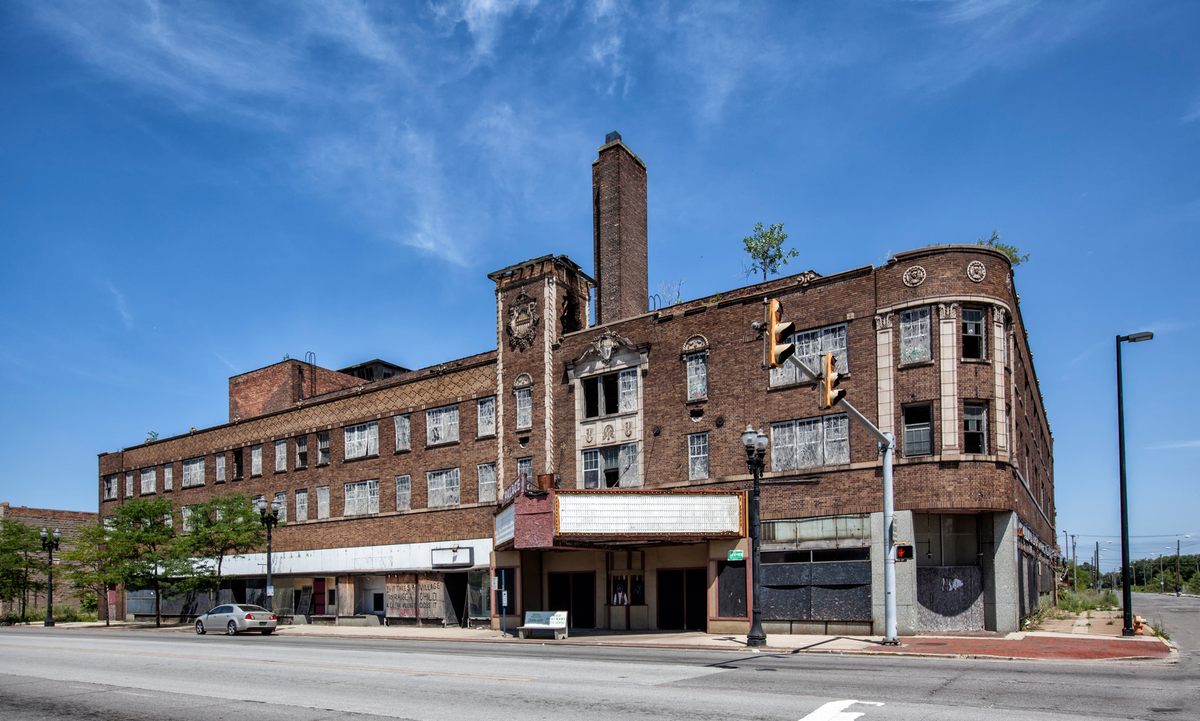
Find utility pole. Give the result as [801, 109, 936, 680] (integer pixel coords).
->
[787, 352, 898, 645]
[1176, 539, 1183, 593]
[1093, 542, 1099, 590]
[1075, 535, 1084, 590]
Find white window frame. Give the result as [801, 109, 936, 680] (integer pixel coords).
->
[477, 463, 497, 504]
[618, 368, 638, 412]
[317, 431, 330, 466]
[181, 506, 194, 533]
[163, 464, 174, 491]
[251, 445, 262, 476]
[395, 475, 411, 511]
[964, 403, 988, 454]
[900, 307, 932, 365]
[344, 421, 379, 460]
[394, 414, 411, 452]
[581, 444, 639, 488]
[343, 479, 379, 516]
[212, 456, 223, 484]
[476, 397, 495, 437]
[688, 433, 710, 480]
[316, 485, 330, 519]
[125, 472, 134, 498]
[515, 387, 533, 431]
[771, 323, 848, 386]
[686, 352, 708, 401]
[274, 491, 288, 523]
[295, 490, 308, 522]
[274, 439, 287, 472]
[426, 405, 459, 446]
[140, 468, 156, 495]
[962, 307, 986, 360]
[516, 457, 533, 488]
[182, 457, 205, 488]
[295, 435, 308, 469]
[903, 405, 933, 457]
[427, 468, 461, 508]
[771, 415, 851, 471]
[103, 475, 117, 500]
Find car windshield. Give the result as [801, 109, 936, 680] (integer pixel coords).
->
[239, 605, 269, 612]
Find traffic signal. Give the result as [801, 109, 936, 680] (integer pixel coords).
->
[895, 544, 914, 562]
[819, 352, 845, 409]
[763, 298, 795, 369]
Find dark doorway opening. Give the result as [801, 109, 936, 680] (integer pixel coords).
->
[547, 571, 596, 628]
[444, 572, 468, 627]
[657, 568, 707, 630]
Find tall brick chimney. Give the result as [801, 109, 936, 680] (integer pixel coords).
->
[593, 131, 648, 325]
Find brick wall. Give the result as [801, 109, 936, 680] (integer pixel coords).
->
[593, 136, 648, 325]
[0, 503, 99, 614]
[229, 360, 367, 422]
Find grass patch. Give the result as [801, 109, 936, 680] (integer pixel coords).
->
[1058, 589, 1119, 613]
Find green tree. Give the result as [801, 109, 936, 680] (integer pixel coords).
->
[107, 497, 188, 627]
[977, 230, 1029, 266]
[60, 523, 125, 626]
[178, 495, 264, 608]
[0, 519, 46, 622]
[742, 222, 798, 283]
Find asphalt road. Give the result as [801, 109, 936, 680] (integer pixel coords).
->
[0, 599, 1196, 721]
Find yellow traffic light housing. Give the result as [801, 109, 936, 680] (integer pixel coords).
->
[819, 352, 846, 409]
[764, 298, 795, 369]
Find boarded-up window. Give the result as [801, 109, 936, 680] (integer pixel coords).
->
[716, 560, 747, 618]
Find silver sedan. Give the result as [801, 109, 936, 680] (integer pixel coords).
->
[194, 604, 278, 636]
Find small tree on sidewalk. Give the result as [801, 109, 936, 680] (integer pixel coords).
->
[0, 519, 46, 622]
[178, 495, 264, 609]
[107, 498, 188, 627]
[60, 523, 124, 626]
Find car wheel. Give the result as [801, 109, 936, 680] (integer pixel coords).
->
[226, 620, 238, 636]
[261, 629, 274, 635]
[195, 620, 205, 635]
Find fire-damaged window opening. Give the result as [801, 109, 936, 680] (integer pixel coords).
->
[582, 443, 638, 488]
[582, 368, 637, 418]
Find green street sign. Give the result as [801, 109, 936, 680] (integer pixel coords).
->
[727, 549, 745, 561]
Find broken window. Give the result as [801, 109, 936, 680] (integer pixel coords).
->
[688, 432, 709, 480]
[903, 405, 933, 457]
[900, 307, 931, 364]
[582, 443, 639, 488]
[964, 403, 988, 454]
[771, 323, 847, 386]
[686, 352, 708, 401]
[771, 415, 850, 471]
[427, 468, 461, 508]
[582, 368, 639, 418]
[962, 307, 986, 359]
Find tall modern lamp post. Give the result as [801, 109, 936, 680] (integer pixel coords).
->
[257, 498, 281, 612]
[40, 528, 60, 627]
[1116, 330, 1152, 636]
[741, 425, 769, 648]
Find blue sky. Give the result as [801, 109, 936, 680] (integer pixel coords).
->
[1, 1, 1197, 568]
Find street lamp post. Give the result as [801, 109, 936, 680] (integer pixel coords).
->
[1116, 330, 1153, 636]
[39, 528, 60, 627]
[741, 425, 769, 648]
[257, 498, 281, 611]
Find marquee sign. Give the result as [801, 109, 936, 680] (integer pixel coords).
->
[555, 490, 745, 538]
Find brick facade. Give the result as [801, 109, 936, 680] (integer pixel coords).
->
[98, 134, 1053, 632]
[0, 503, 98, 617]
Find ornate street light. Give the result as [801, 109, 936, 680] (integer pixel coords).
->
[741, 425, 769, 648]
[40, 528, 61, 627]
[1116, 331, 1152, 636]
[257, 498, 281, 612]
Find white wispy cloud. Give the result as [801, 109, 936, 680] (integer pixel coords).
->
[104, 282, 134, 330]
[1185, 97, 1200, 124]
[214, 352, 238, 372]
[1147, 440, 1200, 451]
[894, 0, 1108, 93]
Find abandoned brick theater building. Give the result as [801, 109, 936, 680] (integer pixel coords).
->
[98, 133, 1055, 635]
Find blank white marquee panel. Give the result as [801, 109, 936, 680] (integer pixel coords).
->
[556, 493, 742, 536]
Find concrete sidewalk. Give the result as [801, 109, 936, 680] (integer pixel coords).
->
[29, 616, 1173, 662]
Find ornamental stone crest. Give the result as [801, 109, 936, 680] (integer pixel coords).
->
[602, 424, 615, 442]
[682, 334, 709, 353]
[874, 313, 894, 331]
[514, 373, 532, 388]
[623, 420, 634, 438]
[506, 292, 539, 351]
[795, 270, 821, 286]
[992, 307, 1007, 325]
[938, 302, 959, 320]
[585, 427, 594, 444]
[584, 329, 635, 366]
[967, 260, 987, 283]
[902, 266, 927, 287]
